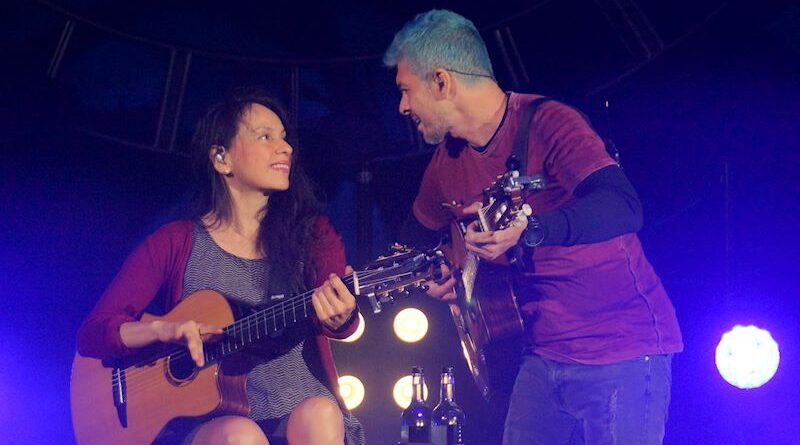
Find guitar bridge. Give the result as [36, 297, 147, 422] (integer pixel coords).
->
[111, 367, 128, 428]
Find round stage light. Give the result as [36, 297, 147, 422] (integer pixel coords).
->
[393, 308, 429, 343]
[338, 375, 365, 410]
[392, 375, 429, 409]
[715, 324, 780, 389]
[340, 313, 365, 343]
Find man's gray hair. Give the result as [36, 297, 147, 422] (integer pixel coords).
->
[383, 9, 494, 84]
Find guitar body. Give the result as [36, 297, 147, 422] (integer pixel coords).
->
[70, 290, 250, 445]
[446, 220, 526, 401]
[70, 252, 439, 445]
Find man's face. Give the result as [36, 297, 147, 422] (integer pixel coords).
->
[395, 59, 449, 144]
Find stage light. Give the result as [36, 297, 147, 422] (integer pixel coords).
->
[338, 375, 365, 410]
[392, 375, 429, 409]
[715, 324, 780, 389]
[340, 313, 365, 343]
[393, 308, 429, 343]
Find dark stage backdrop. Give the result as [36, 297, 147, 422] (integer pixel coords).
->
[1, 1, 799, 444]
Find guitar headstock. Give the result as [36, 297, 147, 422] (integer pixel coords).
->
[356, 245, 443, 314]
[478, 170, 543, 232]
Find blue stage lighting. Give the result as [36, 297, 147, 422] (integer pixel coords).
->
[715, 325, 780, 389]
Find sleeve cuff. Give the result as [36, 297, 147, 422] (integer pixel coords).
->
[320, 308, 360, 339]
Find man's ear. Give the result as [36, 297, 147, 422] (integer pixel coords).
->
[431, 68, 453, 98]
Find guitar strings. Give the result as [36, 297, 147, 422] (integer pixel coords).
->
[113, 270, 421, 394]
[114, 293, 320, 393]
[114, 269, 423, 394]
[110, 267, 422, 393]
[112, 269, 372, 383]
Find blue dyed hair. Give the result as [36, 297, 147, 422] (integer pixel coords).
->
[383, 9, 494, 83]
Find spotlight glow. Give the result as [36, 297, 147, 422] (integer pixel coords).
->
[340, 313, 365, 343]
[715, 324, 780, 389]
[393, 308, 429, 343]
[392, 375, 429, 409]
[337, 375, 365, 410]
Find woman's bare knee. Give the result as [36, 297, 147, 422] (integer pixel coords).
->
[191, 415, 270, 445]
[287, 397, 344, 445]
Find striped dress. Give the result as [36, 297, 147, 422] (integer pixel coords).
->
[182, 223, 365, 444]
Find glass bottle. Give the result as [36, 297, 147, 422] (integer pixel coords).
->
[401, 367, 432, 444]
[432, 366, 465, 445]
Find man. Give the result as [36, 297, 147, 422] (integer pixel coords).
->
[383, 9, 683, 445]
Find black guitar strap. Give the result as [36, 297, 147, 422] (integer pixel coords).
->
[508, 97, 556, 176]
[508, 96, 621, 176]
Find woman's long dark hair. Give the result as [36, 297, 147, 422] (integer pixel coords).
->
[188, 88, 321, 292]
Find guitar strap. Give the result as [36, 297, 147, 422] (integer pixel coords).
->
[509, 97, 555, 176]
[508, 96, 621, 176]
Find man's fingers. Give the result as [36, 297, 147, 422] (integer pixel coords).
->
[441, 290, 457, 302]
[461, 201, 483, 215]
[465, 243, 500, 260]
[466, 223, 497, 245]
[427, 276, 456, 299]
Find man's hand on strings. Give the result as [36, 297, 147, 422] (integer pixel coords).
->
[313, 266, 358, 331]
[424, 263, 457, 302]
[462, 201, 528, 262]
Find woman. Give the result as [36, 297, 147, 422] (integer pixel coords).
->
[76, 89, 365, 445]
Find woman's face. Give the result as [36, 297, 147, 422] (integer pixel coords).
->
[221, 103, 293, 195]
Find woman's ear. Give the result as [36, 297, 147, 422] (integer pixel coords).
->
[210, 145, 232, 176]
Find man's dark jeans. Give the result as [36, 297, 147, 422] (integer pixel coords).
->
[503, 354, 673, 445]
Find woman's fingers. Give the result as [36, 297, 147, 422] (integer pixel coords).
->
[312, 283, 335, 321]
[198, 323, 224, 342]
[313, 274, 357, 330]
[156, 320, 223, 368]
[176, 321, 205, 367]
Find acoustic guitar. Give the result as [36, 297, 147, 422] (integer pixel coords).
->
[70, 249, 438, 445]
[444, 170, 543, 401]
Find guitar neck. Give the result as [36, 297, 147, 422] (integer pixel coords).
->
[207, 275, 345, 364]
[203, 289, 316, 364]
[191, 253, 428, 366]
[202, 272, 359, 364]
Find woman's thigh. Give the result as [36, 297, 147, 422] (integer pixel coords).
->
[190, 415, 270, 445]
[286, 396, 344, 445]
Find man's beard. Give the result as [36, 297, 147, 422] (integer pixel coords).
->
[420, 116, 448, 145]
[422, 131, 446, 145]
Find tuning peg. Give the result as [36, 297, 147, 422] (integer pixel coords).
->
[522, 203, 532, 216]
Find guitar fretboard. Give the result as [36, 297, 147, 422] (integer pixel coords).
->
[204, 289, 317, 364]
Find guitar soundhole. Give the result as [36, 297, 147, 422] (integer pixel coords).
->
[166, 352, 198, 384]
